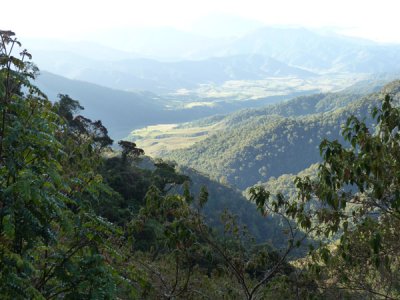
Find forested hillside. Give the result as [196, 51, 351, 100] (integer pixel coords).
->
[164, 83, 400, 189]
[174, 166, 294, 247]
[130, 90, 370, 157]
[36, 71, 335, 139]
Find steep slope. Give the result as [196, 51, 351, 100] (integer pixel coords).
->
[36, 71, 167, 138]
[130, 91, 361, 157]
[135, 156, 290, 246]
[36, 72, 285, 139]
[163, 81, 400, 189]
[244, 163, 320, 203]
[176, 166, 291, 247]
[37, 71, 343, 139]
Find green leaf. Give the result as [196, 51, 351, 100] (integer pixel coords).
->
[2, 214, 15, 239]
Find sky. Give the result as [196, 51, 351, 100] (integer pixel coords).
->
[2, 0, 400, 43]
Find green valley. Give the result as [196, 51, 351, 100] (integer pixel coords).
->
[134, 81, 398, 190]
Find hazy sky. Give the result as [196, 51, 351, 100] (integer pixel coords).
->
[2, 0, 400, 43]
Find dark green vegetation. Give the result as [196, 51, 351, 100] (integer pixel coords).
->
[164, 84, 400, 189]
[174, 166, 294, 248]
[1, 31, 400, 299]
[249, 93, 400, 298]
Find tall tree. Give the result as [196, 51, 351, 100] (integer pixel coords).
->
[251, 94, 400, 298]
[0, 30, 122, 299]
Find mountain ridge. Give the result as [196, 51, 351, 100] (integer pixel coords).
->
[161, 81, 400, 189]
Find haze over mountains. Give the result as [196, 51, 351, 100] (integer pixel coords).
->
[30, 26, 400, 83]
[36, 70, 332, 138]
[38, 54, 315, 92]
[29, 22, 400, 141]
[27, 17, 400, 190]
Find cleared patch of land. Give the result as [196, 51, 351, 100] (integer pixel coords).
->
[128, 122, 223, 157]
[128, 74, 370, 157]
[170, 74, 367, 102]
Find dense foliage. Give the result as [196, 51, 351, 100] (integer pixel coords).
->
[0, 30, 121, 299]
[250, 93, 400, 298]
[0, 30, 308, 300]
[165, 86, 399, 189]
[2, 31, 400, 299]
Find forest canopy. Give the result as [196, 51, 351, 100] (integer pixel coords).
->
[0, 30, 399, 299]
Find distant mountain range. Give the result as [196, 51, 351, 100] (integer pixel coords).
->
[36, 71, 316, 138]
[28, 27, 400, 94]
[221, 27, 400, 73]
[35, 69, 346, 139]
[53, 55, 315, 92]
[31, 50, 316, 92]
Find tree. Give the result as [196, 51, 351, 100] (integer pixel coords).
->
[0, 30, 67, 298]
[55, 94, 113, 150]
[250, 94, 400, 298]
[119, 140, 144, 162]
[0, 30, 123, 299]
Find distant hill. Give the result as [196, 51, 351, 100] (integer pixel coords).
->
[162, 81, 400, 189]
[131, 91, 361, 157]
[37, 72, 317, 139]
[174, 166, 291, 247]
[38, 71, 343, 139]
[82, 54, 315, 90]
[34, 54, 315, 92]
[243, 163, 320, 203]
[35, 72, 166, 138]
[212, 27, 400, 73]
[78, 26, 400, 76]
[28, 27, 400, 97]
